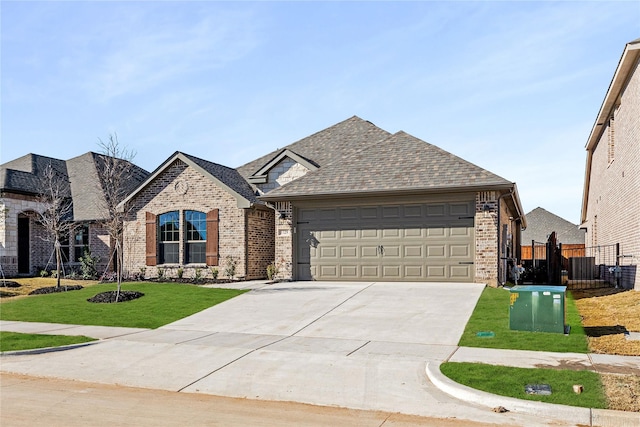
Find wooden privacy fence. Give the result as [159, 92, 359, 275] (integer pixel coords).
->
[521, 243, 585, 260]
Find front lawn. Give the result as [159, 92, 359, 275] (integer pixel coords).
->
[459, 286, 589, 353]
[0, 282, 247, 329]
[0, 331, 96, 352]
[441, 362, 607, 409]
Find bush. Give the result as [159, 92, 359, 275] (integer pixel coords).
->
[177, 267, 184, 279]
[79, 250, 99, 280]
[266, 262, 279, 281]
[157, 267, 165, 280]
[210, 267, 219, 280]
[224, 256, 238, 279]
[194, 268, 202, 283]
[40, 270, 49, 278]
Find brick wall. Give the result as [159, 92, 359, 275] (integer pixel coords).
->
[246, 207, 275, 279]
[123, 159, 251, 280]
[475, 191, 499, 287]
[584, 59, 640, 290]
[273, 201, 294, 280]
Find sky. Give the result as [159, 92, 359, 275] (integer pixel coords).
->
[2, 1, 639, 225]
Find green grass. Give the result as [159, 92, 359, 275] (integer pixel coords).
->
[441, 362, 607, 409]
[0, 282, 247, 329]
[459, 287, 588, 353]
[0, 331, 96, 352]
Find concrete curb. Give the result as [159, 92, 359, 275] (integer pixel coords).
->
[0, 340, 100, 357]
[425, 362, 640, 427]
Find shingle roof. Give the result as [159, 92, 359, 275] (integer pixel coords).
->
[120, 152, 260, 209]
[260, 129, 513, 200]
[1, 154, 69, 197]
[181, 152, 260, 205]
[237, 116, 392, 180]
[521, 207, 585, 244]
[1, 152, 149, 221]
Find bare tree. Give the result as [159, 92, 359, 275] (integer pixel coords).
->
[37, 162, 74, 288]
[96, 134, 137, 301]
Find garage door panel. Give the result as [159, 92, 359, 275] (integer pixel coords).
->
[297, 200, 474, 282]
[404, 265, 423, 278]
[361, 229, 379, 239]
[340, 265, 358, 277]
[426, 228, 446, 238]
[361, 265, 380, 278]
[427, 265, 446, 278]
[383, 265, 401, 278]
[361, 246, 379, 258]
[427, 245, 446, 257]
[450, 245, 470, 258]
[341, 246, 357, 257]
[404, 246, 422, 257]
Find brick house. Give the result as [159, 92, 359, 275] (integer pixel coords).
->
[239, 116, 526, 287]
[0, 152, 148, 276]
[581, 38, 640, 290]
[120, 152, 274, 280]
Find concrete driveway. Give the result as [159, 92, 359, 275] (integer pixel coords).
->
[0, 281, 552, 425]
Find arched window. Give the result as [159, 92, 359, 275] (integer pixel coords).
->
[159, 211, 179, 264]
[185, 210, 206, 264]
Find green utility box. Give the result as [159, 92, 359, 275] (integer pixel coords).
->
[509, 285, 566, 333]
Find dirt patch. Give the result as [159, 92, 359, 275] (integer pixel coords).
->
[601, 373, 640, 412]
[0, 278, 99, 300]
[573, 288, 640, 356]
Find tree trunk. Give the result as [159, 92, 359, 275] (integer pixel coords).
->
[55, 239, 62, 289]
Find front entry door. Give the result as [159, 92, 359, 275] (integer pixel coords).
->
[18, 216, 30, 274]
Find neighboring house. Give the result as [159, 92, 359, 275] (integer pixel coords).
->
[581, 38, 640, 290]
[0, 152, 149, 276]
[119, 152, 274, 280]
[522, 207, 585, 246]
[238, 116, 526, 287]
[521, 208, 586, 280]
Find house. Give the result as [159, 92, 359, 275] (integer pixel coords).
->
[0, 152, 149, 276]
[238, 116, 526, 286]
[581, 38, 640, 290]
[119, 152, 275, 280]
[521, 207, 585, 258]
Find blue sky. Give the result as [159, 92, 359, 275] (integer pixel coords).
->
[2, 1, 639, 224]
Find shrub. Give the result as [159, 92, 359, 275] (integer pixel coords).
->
[79, 250, 99, 280]
[266, 262, 279, 281]
[194, 268, 202, 283]
[210, 267, 219, 280]
[157, 267, 165, 280]
[177, 267, 184, 279]
[40, 270, 49, 278]
[224, 256, 238, 279]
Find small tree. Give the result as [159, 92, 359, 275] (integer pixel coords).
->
[37, 162, 74, 288]
[96, 134, 137, 301]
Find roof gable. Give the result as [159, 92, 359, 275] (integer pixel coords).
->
[120, 152, 259, 209]
[247, 149, 319, 184]
[261, 130, 512, 200]
[237, 116, 391, 180]
[522, 207, 585, 244]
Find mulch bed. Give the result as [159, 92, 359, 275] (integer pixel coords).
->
[29, 285, 84, 295]
[0, 281, 22, 288]
[87, 290, 144, 303]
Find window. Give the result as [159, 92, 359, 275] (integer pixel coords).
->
[74, 225, 89, 261]
[185, 210, 206, 264]
[58, 234, 70, 263]
[146, 209, 218, 267]
[159, 211, 180, 264]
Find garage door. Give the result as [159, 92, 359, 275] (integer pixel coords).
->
[296, 201, 475, 282]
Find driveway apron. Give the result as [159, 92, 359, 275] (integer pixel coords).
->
[0, 282, 553, 425]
